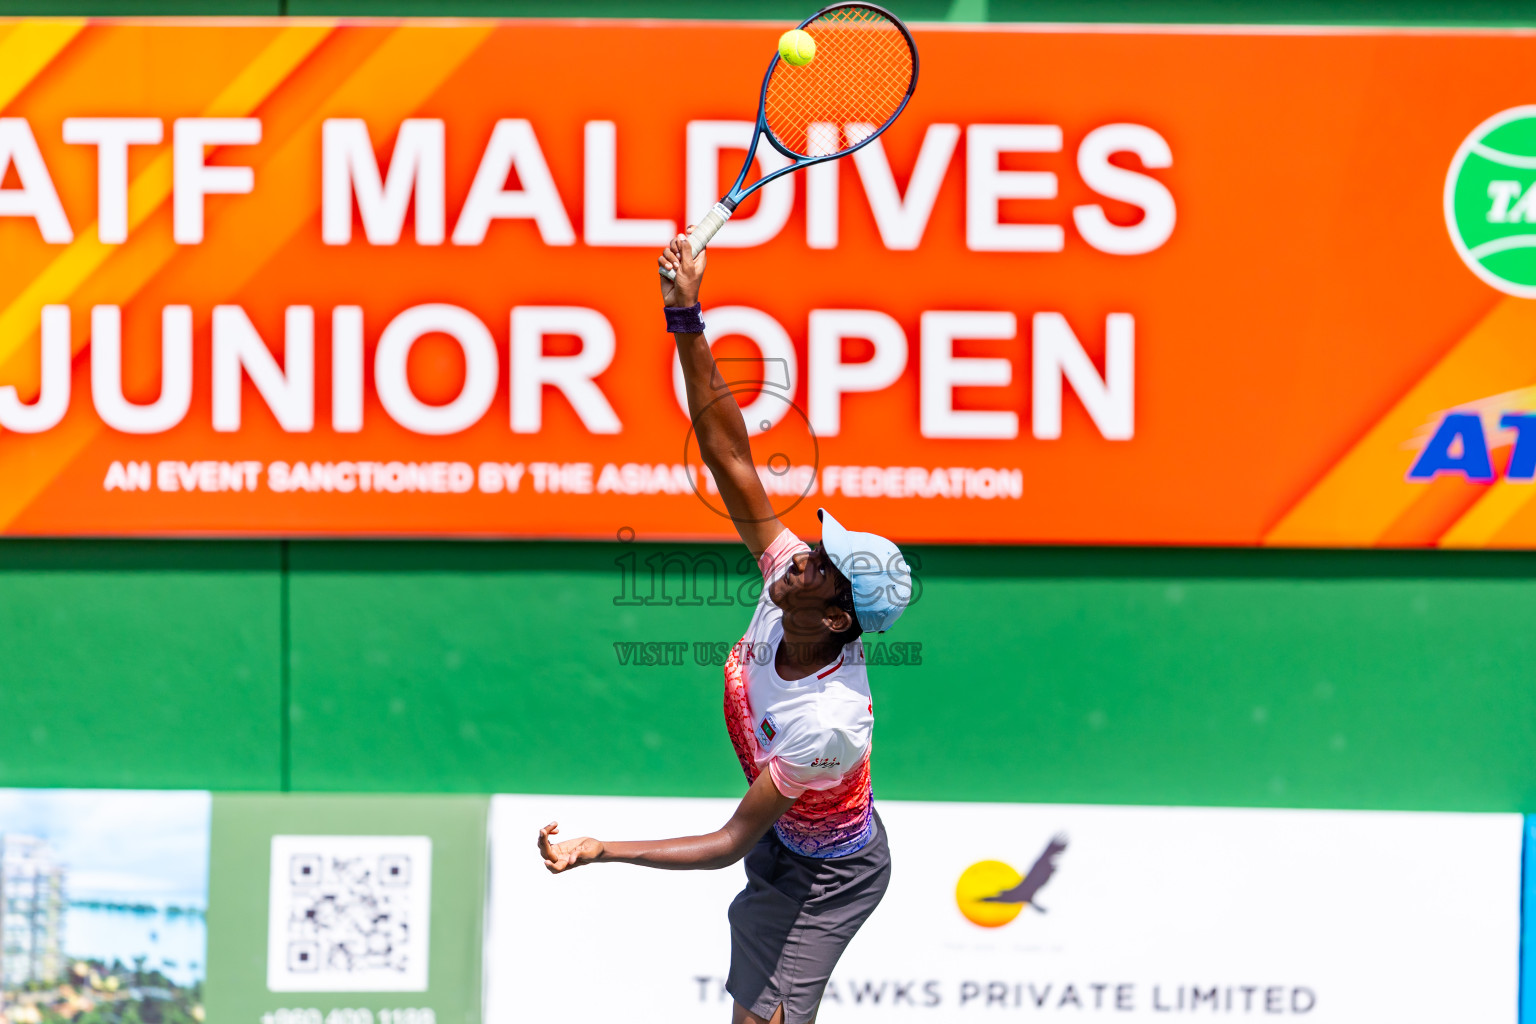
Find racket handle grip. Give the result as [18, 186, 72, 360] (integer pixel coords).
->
[658, 202, 733, 281]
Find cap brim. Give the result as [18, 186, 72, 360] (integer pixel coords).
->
[817, 508, 854, 563]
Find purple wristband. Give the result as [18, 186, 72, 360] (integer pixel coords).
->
[664, 303, 706, 335]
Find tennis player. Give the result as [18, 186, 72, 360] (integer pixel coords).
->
[536, 233, 911, 1024]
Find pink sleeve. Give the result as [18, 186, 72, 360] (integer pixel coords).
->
[769, 755, 850, 798]
[767, 720, 860, 798]
[757, 529, 805, 582]
[767, 758, 812, 799]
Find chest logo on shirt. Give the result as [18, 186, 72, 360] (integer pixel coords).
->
[810, 757, 841, 768]
[757, 714, 778, 745]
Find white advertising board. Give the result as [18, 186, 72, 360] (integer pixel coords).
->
[484, 797, 1522, 1022]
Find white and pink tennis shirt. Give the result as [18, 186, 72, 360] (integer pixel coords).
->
[723, 530, 875, 859]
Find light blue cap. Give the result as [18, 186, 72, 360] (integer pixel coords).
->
[818, 508, 911, 634]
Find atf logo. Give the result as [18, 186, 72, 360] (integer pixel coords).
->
[954, 834, 1067, 928]
[1409, 409, 1536, 482]
[1446, 106, 1536, 297]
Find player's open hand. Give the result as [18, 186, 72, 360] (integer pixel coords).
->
[659, 228, 706, 308]
[537, 821, 603, 874]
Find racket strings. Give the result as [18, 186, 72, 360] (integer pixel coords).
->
[764, 6, 914, 159]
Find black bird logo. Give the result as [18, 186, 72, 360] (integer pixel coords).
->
[979, 833, 1068, 913]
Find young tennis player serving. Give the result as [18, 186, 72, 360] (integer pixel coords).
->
[540, 7, 917, 1020]
[535, 232, 912, 1024]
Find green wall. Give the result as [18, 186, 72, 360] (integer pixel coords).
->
[0, 542, 282, 790]
[3, 539, 1534, 812]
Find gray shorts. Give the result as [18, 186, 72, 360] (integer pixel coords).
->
[726, 811, 891, 1024]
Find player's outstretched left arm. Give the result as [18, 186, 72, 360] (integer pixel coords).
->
[537, 771, 794, 873]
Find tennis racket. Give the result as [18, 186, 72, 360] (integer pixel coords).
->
[659, 2, 919, 281]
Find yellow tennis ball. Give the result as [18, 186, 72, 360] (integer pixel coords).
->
[778, 28, 816, 67]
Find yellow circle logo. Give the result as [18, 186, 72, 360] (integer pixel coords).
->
[955, 859, 1025, 927]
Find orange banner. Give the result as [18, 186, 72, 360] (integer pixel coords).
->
[1, 18, 1535, 544]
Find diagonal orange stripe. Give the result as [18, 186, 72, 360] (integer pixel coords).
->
[0, 23, 336, 527]
[1439, 480, 1536, 547]
[0, 23, 336, 377]
[0, 24, 494, 531]
[0, 20, 86, 113]
[1264, 297, 1536, 546]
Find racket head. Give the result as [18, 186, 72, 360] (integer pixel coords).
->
[760, 3, 919, 162]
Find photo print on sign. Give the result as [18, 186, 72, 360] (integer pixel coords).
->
[266, 835, 432, 992]
[0, 789, 210, 1023]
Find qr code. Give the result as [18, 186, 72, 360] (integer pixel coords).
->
[266, 835, 432, 992]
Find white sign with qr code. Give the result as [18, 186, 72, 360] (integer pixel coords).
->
[266, 835, 432, 993]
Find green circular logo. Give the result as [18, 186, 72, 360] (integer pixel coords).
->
[1446, 105, 1536, 297]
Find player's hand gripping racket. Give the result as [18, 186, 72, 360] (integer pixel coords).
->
[659, 2, 919, 281]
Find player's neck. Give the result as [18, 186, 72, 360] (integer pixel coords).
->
[775, 624, 842, 681]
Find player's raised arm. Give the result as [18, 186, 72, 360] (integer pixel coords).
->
[659, 233, 784, 558]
